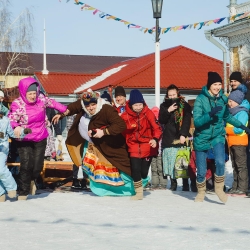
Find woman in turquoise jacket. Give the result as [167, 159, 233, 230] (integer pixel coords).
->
[193, 72, 250, 203]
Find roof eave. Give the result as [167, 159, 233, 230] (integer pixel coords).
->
[211, 18, 250, 37]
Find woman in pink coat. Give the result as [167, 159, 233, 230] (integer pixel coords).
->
[8, 77, 68, 200]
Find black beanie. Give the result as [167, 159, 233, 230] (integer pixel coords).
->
[114, 86, 126, 98]
[230, 71, 243, 83]
[101, 91, 112, 103]
[27, 83, 37, 92]
[207, 72, 222, 89]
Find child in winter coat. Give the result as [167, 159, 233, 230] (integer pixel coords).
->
[0, 90, 9, 116]
[121, 89, 162, 200]
[150, 106, 167, 189]
[0, 112, 31, 202]
[226, 90, 249, 195]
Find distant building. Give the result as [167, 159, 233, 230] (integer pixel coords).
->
[210, 0, 250, 76]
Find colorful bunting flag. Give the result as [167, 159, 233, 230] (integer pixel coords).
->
[63, 1, 250, 36]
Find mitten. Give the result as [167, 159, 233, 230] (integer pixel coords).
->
[209, 106, 222, 117]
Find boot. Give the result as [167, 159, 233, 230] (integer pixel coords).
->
[194, 180, 206, 202]
[182, 178, 189, 191]
[29, 180, 37, 195]
[170, 178, 177, 191]
[71, 178, 82, 189]
[131, 180, 143, 200]
[214, 174, 228, 203]
[8, 190, 17, 198]
[190, 179, 197, 192]
[0, 194, 6, 202]
[18, 195, 28, 201]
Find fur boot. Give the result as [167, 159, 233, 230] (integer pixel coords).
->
[214, 174, 228, 203]
[131, 180, 143, 200]
[30, 180, 37, 195]
[18, 195, 28, 201]
[8, 190, 17, 198]
[194, 180, 206, 202]
[0, 194, 6, 202]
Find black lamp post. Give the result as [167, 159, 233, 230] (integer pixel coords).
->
[151, 0, 163, 42]
[151, 0, 163, 107]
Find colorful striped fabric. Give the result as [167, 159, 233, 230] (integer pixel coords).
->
[83, 151, 124, 186]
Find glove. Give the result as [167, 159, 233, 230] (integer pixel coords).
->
[209, 106, 222, 117]
[240, 125, 250, 134]
[57, 135, 63, 142]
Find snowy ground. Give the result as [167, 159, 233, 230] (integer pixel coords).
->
[1, 158, 250, 250]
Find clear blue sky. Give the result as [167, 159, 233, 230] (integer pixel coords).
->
[12, 0, 246, 61]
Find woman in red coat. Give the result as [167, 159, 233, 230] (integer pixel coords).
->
[121, 89, 162, 200]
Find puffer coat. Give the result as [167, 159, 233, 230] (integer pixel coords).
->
[8, 77, 67, 142]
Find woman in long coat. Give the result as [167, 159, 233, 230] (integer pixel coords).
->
[54, 91, 135, 196]
[159, 84, 192, 191]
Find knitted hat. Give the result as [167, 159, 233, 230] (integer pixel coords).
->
[81, 92, 98, 106]
[129, 89, 144, 105]
[27, 83, 37, 92]
[114, 86, 126, 97]
[228, 90, 245, 104]
[207, 72, 222, 89]
[0, 90, 4, 98]
[101, 91, 112, 103]
[230, 71, 243, 83]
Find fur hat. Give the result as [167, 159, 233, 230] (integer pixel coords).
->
[0, 90, 4, 98]
[129, 89, 144, 105]
[101, 91, 112, 103]
[228, 90, 245, 104]
[81, 92, 98, 106]
[230, 71, 243, 83]
[114, 86, 126, 98]
[207, 72, 222, 89]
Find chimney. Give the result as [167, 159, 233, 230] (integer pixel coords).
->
[42, 19, 49, 75]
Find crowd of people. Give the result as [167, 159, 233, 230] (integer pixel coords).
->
[1, 70, 250, 203]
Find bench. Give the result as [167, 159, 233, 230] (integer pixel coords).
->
[40, 161, 73, 183]
[7, 161, 74, 183]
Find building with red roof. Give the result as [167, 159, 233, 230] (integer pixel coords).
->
[34, 45, 227, 107]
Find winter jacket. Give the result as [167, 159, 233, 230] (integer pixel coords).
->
[113, 100, 128, 114]
[0, 116, 26, 155]
[121, 103, 162, 158]
[193, 86, 242, 151]
[0, 102, 8, 116]
[159, 97, 192, 148]
[225, 99, 249, 147]
[8, 77, 67, 142]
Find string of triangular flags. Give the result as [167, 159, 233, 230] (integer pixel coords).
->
[62, 0, 250, 35]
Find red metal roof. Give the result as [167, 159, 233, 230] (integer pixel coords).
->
[35, 72, 99, 95]
[91, 45, 226, 91]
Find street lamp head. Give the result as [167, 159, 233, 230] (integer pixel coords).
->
[151, 0, 163, 18]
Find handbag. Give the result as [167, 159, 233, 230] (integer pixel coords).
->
[174, 146, 190, 179]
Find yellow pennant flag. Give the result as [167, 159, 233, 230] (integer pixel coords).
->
[194, 23, 199, 29]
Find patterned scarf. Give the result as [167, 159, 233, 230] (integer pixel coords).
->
[174, 97, 185, 127]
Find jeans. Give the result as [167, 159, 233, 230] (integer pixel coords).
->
[195, 143, 225, 183]
[0, 151, 17, 196]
